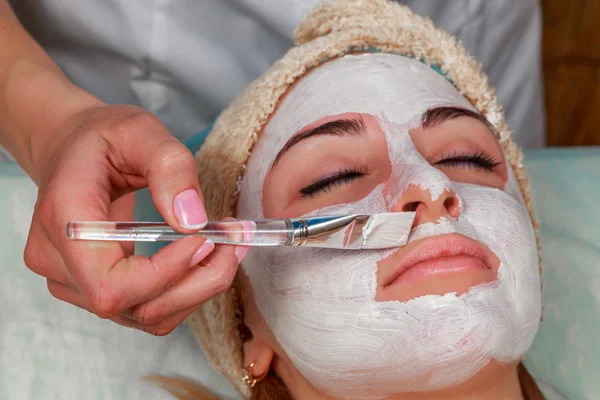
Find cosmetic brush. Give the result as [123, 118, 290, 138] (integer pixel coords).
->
[67, 212, 415, 250]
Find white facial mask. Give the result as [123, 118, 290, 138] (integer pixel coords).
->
[237, 54, 541, 399]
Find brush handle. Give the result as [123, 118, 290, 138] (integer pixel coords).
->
[66, 220, 292, 246]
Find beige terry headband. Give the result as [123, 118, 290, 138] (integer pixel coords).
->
[188, 0, 542, 397]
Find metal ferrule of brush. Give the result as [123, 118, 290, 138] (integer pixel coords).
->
[287, 215, 370, 249]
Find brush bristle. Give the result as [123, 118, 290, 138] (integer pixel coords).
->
[361, 212, 416, 249]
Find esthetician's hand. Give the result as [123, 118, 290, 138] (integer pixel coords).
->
[23, 104, 249, 335]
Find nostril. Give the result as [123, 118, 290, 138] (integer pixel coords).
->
[443, 197, 456, 210]
[443, 196, 460, 218]
[402, 201, 421, 212]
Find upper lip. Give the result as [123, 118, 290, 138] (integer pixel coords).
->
[382, 233, 491, 287]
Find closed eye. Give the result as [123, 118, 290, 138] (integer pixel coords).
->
[434, 151, 502, 172]
[300, 168, 366, 198]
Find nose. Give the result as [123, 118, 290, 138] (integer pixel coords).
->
[391, 184, 460, 226]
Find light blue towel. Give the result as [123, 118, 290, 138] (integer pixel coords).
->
[523, 148, 600, 400]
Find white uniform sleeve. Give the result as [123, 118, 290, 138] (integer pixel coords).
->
[397, 0, 546, 147]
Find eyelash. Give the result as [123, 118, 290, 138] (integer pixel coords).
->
[300, 167, 366, 198]
[435, 151, 502, 171]
[299, 152, 501, 198]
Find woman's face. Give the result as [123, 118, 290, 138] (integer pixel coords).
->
[263, 110, 505, 301]
[237, 53, 541, 399]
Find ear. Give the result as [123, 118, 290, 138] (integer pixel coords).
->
[243, 333, 275, 378]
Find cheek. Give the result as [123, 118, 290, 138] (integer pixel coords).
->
[240, 273, 285, 353]
[457, 183, 539, 280]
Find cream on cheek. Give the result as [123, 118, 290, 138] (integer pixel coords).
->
[237, 53, 541, 399]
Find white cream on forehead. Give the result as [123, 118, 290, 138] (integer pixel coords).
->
[237, 53, 541, 399]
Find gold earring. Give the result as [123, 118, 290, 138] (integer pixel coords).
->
[242, 362, 267, 387]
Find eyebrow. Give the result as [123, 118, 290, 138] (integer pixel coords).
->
[272, 118, 367, 165]
[421, 106, 496, 133]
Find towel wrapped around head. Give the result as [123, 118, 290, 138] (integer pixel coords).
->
[186, 0, 542, 398]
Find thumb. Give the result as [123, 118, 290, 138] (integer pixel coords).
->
[147, 138, 207, 231]
[120, 119, 207, 231]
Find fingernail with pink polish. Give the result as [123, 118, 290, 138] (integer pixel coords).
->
[235, 246, 249, 264]
[190, 240, 215, 268]
[240, 220, 256, 242]
[174, 189, 208, 229]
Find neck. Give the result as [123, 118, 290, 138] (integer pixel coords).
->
[279, 359, 524, 400]
[384, 361, 524, 400]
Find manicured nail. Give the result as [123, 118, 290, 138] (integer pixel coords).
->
[240, 220, 256, 242]
[190, 240, 215, 267]
[174, 189, 208, 229]
[235, 246, 249, 264]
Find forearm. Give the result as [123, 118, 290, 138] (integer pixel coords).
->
[0, 0, 103, 182]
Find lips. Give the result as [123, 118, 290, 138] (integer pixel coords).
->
[382, 233, 493, 287]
